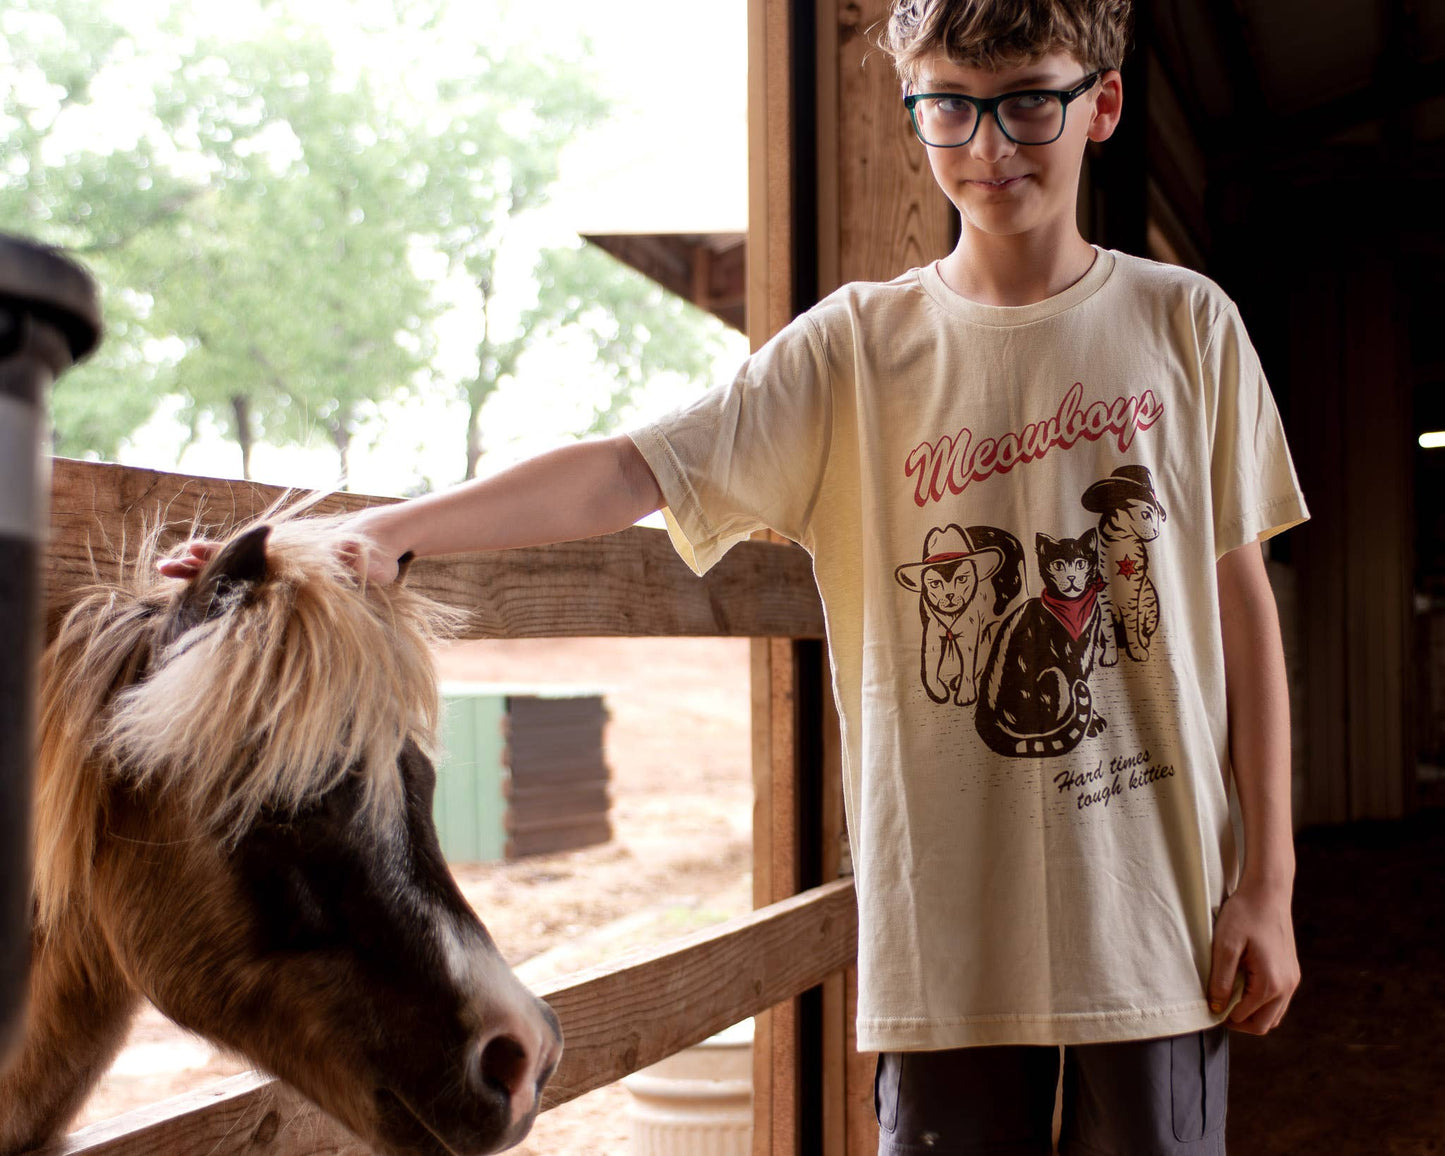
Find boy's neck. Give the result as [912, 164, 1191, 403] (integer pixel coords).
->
[936, 225, 1098, 308]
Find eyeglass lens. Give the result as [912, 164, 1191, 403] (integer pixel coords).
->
[913, 93, 1064, 145]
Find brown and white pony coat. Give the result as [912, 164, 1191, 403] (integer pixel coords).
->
[0, 518, 560, 1155]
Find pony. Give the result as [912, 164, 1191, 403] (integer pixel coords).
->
[0, 515, 561, 1155]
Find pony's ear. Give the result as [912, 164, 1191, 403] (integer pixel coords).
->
[208, 524, 271, 589]
[172, 525, 271, 631]
[186, 524, 271, 616]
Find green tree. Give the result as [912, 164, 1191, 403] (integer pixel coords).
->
[1, 0, 197, 459]
[530, 242, 731, 437]
[3, 0, 438, 478]
[2, 0, 734, 485]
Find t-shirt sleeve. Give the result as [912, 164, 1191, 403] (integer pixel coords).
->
[1205, 302, 1309, 558]
[627, 312, 832, 575]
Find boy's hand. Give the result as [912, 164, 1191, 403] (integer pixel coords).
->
[154, 515, 406, 587]
[337, 524, 403, 586]
[156, 541, 218, 579]
[1206, 878, 1300, 1035]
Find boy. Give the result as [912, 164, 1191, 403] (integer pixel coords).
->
[165, 2, 1305, 1151]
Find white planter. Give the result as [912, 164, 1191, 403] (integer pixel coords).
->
[623, 1019, 753, 1155]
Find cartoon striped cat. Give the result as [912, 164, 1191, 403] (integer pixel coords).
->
[1082, 465, 1167, 665]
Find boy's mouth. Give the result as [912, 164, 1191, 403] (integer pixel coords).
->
[971, 175, 1028, 190]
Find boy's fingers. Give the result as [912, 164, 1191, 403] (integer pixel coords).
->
[337, 534, 400, 586]
[1227, 963, 1269, 1025]
[1228, 992, 1287, 1036]
[337, 537, 365, 575]
[1206, 936, 1242, 1013]
[157, 541, 218, 579]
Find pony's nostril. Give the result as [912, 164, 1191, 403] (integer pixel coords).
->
[477, 1034, 529, 1098]
[472, 1032, 546, 1132]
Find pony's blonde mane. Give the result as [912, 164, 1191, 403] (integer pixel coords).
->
[34, 511, 460, 930]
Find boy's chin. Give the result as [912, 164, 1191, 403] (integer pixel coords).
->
[957, 211, 1049, 239]
[953, 195, 1073, 240]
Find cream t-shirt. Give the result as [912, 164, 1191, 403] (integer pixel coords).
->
[629, 248, 1308, 1050]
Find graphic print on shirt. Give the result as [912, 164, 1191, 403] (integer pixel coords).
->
[974, 530, 1107, 757]
[895, 380, 1172, 760]
[1081, 465, 1167, 665]
[893, 524, 1025, 706]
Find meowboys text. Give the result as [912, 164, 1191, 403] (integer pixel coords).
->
[904, 381, 1165, 508]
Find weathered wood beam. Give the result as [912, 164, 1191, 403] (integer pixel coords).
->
[1215, 55, 1445, 177]
[44, 879, 859, 1156]
[583, 233, 746, 333]
[44, 458, 824, 641]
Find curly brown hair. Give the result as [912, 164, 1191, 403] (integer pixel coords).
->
[880, 0, 1133, 82]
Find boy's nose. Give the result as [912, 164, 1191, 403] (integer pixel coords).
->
[968, 113, 1016, 164]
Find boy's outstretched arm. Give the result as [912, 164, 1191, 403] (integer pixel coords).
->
[347, 435, 664, 583]
[1207, 538, 1302, 1035]
[158, 435, 665, 584]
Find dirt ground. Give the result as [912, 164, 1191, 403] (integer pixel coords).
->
[71, 636, 755, 1155]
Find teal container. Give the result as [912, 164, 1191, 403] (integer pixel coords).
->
[433, 683, 509, 864]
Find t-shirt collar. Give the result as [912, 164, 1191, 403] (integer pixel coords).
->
[918, 246, 1116, 327]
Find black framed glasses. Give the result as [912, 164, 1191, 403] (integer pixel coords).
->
[903, 73, 1101, 147]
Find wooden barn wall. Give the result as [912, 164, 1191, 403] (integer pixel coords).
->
[1213, 182, 1415, 826]
[1286, 256, 1414, 823]
[1114, 26, 1422, 830]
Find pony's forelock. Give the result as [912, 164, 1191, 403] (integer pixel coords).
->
[33, 509, 461, 929]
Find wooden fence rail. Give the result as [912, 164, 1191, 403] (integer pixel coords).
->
[44, 880, 858, 1155]
[46, 459, 825, 640]
[37, 458, 848, 1154]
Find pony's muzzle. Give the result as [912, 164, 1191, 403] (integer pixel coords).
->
[468, 997, 562, 1134]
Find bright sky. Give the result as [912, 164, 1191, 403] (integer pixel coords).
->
[108, 0, 750, 495]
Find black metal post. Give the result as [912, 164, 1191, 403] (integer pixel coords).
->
[0, 235, 100, 1065]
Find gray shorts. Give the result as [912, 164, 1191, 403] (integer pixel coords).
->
[875, 1026, 1228, 1156]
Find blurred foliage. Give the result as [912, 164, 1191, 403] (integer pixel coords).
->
[0, 0, 732, 483]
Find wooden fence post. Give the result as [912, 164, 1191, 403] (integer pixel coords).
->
[750, 0, 958, 1150]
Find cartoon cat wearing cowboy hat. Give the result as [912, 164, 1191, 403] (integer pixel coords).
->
[1081, 464, 1168, 665]
[895, 524, 1023, 707]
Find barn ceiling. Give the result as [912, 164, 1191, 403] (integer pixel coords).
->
[1153, 0, 1445, 160]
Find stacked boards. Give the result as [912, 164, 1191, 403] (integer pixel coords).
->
[434, 683, 612, 863]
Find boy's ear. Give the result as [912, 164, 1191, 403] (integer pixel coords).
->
[1086, 70, 1124, 143]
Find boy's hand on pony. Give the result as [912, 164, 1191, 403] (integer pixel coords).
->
[1206, 878, 1300, 1036]
[337, 528, 405, 586]
[156, 520, 404, 587]
[156, 541, 218, 580]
